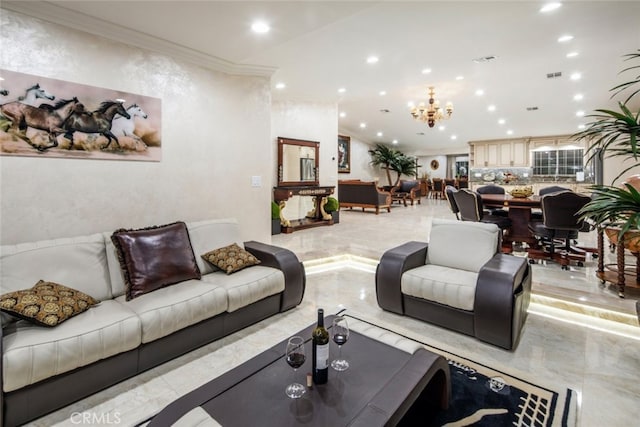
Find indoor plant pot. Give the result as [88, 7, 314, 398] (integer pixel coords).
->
[271, 201, 281, 235]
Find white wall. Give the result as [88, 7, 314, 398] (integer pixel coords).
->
[1, 11, 272, 244]
[271, 101, 338, 219]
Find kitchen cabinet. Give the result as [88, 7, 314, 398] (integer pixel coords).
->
[470, 139, 529, 167]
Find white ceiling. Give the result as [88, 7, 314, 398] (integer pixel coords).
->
[4, 1, 640, 156]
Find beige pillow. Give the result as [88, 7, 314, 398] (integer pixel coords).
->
[0, 280, 99, 327]
[201, 243, 261, 274]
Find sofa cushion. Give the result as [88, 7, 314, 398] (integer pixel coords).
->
[0, 280, 99, 327]
[115, 279, 228, 343]
[187, 218, 242, 275]
[111, 222, 202, 300]
[426, 219, 499, 273]
[2, 300, 141, 392]
[1, 233, 112, 327]
[401, 264, 478, 311]
[201, 243, 261, 275]
[201, 266, 284, 312]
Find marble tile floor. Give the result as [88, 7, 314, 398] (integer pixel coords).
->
[28, 198, 640, 426]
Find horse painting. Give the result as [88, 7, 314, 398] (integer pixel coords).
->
[111, 104, 148, 139]
[0, 97, 83, 151]
[18, 84, 55, 106]
[62, 100, 130, 150]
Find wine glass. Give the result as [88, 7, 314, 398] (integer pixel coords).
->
[285, 336, 306, 398]
[331, 316, 349, 371]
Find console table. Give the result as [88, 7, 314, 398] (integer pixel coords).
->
[274, 186, 335, 233]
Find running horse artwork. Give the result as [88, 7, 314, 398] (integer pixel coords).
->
[62, 100, 130, 150]
[0, 97, 83, 151]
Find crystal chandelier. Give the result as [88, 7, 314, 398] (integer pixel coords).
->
[410, 86, 453, 128]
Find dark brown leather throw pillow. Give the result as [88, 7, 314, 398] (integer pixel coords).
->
[111, 221, 201, 300]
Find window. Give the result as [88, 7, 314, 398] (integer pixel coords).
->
[533, 149, 583, 176]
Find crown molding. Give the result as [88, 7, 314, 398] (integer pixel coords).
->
[2, 1, 277, 78]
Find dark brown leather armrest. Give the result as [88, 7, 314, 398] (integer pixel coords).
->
[376, 241, 428, 314]
[243, 241, 305, 311]
[475, 253, 531, 350]
[347, 348, 450, 426]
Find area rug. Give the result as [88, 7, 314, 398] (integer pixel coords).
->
[343, 312, 577, 427]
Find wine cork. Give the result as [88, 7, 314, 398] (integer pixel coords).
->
[306, 373, 312, 388]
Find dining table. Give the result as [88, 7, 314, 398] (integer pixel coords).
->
[480, 193, 541, 248]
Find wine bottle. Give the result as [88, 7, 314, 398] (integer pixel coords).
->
[312, 308, 329, 384]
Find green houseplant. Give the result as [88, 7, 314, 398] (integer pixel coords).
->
[324, 196, 340, 223]
[368, 143, 418, 188]
[574, 50, 640, 247]
[271, 201, 281, 235]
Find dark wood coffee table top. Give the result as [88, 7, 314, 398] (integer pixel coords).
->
[148, 315, 449, 426]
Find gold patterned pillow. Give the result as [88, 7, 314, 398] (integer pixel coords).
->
[0, 280, 99, 327]
[201, 243, 261, 274]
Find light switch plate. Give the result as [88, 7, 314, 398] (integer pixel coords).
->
[251, 176, 262, 187]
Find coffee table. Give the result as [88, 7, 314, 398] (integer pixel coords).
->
[148, 315, 450, 426]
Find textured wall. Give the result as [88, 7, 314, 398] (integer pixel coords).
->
[0, 11, 272, 244]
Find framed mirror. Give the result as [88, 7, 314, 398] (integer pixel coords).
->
[277, 137, 319, 187]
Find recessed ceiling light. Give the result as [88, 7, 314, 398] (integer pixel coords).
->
[475, 89, 485, 96]
[275, 82, 286, 90]
[566, 52, 579, 58]
[407, 101, 415, 108]
[359, 122, 367, 128]
[392, 139, 398, 144]
[540, 3, 562, 13]
[558, 34, 574, 43]
[487, 105, 496, 112]
[421, 68, 432, 74]
[498, 118, 506, 125]
[439, 126, 446, 131]
[577, 124, 586, 130]
[450, 135, 457, 140]
[0, 77, 4, 81]
[339, 112, 346, 118]
[338, 87, 346, 93]
[456, 75, 464, 81]
[115, 98, 126, 103]
[576, 110, 585, 117]
[570, 72, 582, 80]
[506, 130, 514, 135]
[377, 131, 383, 137]
[366, 56, 379, 64]
[379, 90, 387, 96]
[251, 21, 270, 34]
[573, 94, 584, 101]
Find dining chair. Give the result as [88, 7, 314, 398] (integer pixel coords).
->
[457, 177, 469, 189]
[453, 189, 512, 228]
[531, 186, 572, 220]
[444, 185, 460, 220]
[527, 191, 596, 269]
[430, 178, 444, 199]
[475, 184, 508, 217]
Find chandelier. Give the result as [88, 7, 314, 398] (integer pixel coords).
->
[410, 86, 453, 128]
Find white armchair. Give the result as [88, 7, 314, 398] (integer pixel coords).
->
[376, 219, 531, 350]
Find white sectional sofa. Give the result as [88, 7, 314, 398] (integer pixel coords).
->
[0, 218, 306, 426]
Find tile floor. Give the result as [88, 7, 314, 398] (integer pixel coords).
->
[27, 198, 640, 426]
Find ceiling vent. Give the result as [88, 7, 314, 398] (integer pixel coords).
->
[379, 109, 390, 113]
[526, 106, 539, 111]
[473, 55, 497, 63]
[416, 132, 425, 136]
[546, 72, 562, 79]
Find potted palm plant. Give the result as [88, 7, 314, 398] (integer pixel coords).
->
[574, 50, 640, 250]
[368, 143, 418, 189]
